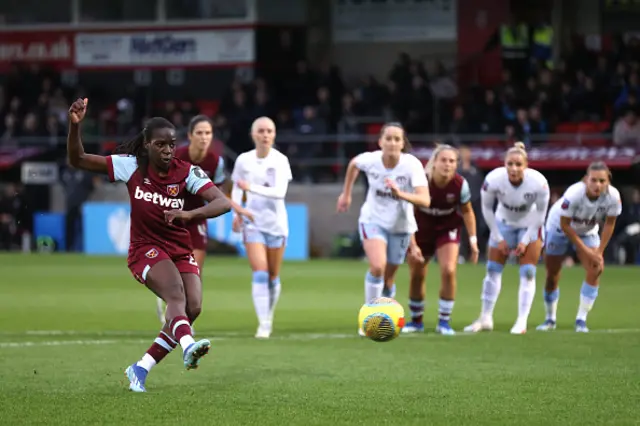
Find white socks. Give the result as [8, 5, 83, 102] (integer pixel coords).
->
[364, 271, 384, 303]
[517, 276, 536, 323]
[480, 263, 503, 317]
[543, 288, 559, 322]
[577, 281, 599, 322]
[269, 277, 282, 322]
[252, 271, 271, 325]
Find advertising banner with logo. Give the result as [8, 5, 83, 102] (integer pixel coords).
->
[332, 0, 456, 42]
[21, 162, 60, 185]
[82, 202, 309, 260]
[74, 29, 254, 68]
[414, 146, 639, 170]
[0, 30, 74, 70]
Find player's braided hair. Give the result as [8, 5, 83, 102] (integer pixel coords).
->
[188, 114, 213, 135]
[380, 122, 412, 153]
[113, 117, 174, 175]
[424, 143, 457, 178]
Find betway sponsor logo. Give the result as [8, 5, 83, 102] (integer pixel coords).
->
[0, 37, 72, 62]
[419, 206, 455, 216]
[134, 186, 184, 209]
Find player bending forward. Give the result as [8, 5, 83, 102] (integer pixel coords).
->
[403, 144, 479, 335]
[231, 117, 292, 339]
[155, 115, 231, 324]
[465, 142, 550, 334]
[337, 122, 430, 336]
[537, 162, 621, 332]
[67, 99, 248, 392]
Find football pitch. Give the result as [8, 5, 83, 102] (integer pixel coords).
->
[0, 254, 638, 425]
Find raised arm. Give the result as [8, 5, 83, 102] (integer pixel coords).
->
[67, 98, 109, 174]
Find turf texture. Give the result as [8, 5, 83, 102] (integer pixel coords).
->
[0, 254, 638, 425]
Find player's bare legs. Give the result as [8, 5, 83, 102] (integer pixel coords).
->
[511, 239, 543, 334]
[266, 244, 285, 336]
[246, 242, 271, 338]
[182, 272, 203, 324]
[192, 249, 206, 271]
[464, 246, 508, 332]
[156, 249, 206, 325]
[382, 263, 400, 298]
[537, 253, 564, 331]
[403, 255, 428, 333]
[126, 260, 210, 392]
[573, 249, 603, 333]
[435, 242, 460, 335]
[360, 238, 388, 336]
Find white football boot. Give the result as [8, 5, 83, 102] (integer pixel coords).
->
[463, 316, 494, 333]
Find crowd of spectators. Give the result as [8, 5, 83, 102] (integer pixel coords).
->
[1, 32, 640, 259]
[3, 35, 640, 158]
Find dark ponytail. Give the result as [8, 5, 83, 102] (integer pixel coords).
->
[113, 117, 174, 175]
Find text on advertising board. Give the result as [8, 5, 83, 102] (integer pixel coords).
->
[413, 146, 640, 170]
[0, 31, 73, 69]
[74, 29, 254, 67]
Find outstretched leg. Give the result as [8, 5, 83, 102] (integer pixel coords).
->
[126, 259, 210, 392]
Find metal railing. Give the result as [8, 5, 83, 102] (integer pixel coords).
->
[5, 129, 634, 179]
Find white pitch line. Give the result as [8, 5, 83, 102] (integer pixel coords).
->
[0, 339, 123, 348]
[12, 328, 640, 336]
[0, 328, 638, 349]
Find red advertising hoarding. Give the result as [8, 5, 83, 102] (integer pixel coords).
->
[414, 146, 639, 170]
[0, 27, 254, 71]
[0, 30, 75, 70]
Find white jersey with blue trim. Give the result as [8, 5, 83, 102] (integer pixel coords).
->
[546, 182, 622, 236]
[355, 150, 429, 234]
[231, 148, 292, 237]
[482, 167, 550, 228]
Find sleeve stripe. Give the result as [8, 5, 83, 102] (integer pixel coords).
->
[196, 181, 214, 195]
[105, 156, 115, 182]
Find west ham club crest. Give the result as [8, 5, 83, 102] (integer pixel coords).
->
[166, 184, 179, 197]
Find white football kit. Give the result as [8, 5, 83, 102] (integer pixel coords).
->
[231, 148, 292, 246]
[545, 182, 622, 256]
[481, 167, 550, 248]
[231, 147, 292, 340]
[354, 150, 429, 265]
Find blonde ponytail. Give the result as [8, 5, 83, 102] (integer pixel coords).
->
[505, 141, 528, 161]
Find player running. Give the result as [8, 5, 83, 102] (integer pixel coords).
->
[67, 98, 241, 393]
[231, 117, 292, 339]
[336, 122, 430, 336]
[464, 142, 550, 334]
[155, 115, 229, 324]
[403, 144, 479, 335]
[536, 162, 621, 333]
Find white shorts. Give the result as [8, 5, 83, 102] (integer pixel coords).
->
[358, 222, 411, 266]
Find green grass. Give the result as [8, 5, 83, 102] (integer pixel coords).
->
[0, 254, 638, 426]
